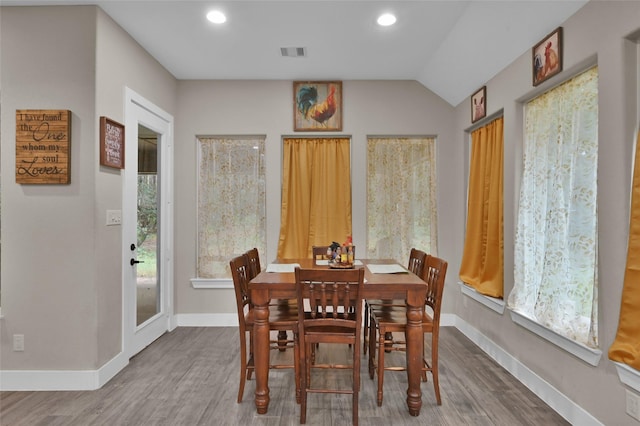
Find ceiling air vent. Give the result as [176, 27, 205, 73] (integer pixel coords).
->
[280, 47, 306, 57]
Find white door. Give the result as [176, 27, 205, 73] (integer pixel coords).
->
[123, 88, 175, 358]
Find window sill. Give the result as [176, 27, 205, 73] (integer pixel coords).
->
[614, 362, 640, 394]
[190, 278, 233, 289]
[508, 308, 602, 366]
[458, 281, 505, 314]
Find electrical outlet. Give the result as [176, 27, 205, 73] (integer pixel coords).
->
[106, 210, 122, 226]
[627, 389, 640, 421]
[13, 334, 24, 352]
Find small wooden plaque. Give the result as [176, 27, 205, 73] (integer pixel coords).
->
[16, 109, 71, 184]
[100, 116, 125, 169]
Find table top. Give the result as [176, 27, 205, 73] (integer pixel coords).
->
[249, 258, 427, 300]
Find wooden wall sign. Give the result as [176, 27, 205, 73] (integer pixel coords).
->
[100, 116, 125, 169]
[16, 109, 71, 184]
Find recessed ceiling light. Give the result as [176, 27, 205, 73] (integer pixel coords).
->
[206, 10, 226, 24]
[377, 13, 396, 27]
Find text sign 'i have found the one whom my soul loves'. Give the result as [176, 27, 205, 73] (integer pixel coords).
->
[16, 109, 71, 184]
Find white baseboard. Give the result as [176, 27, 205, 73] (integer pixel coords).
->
[0, 350, 128, 391]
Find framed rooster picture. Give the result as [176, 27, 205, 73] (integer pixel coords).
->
[532, 27, 562, 86]
[293, 81, 342, 131]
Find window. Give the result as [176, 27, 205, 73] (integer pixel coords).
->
[366, 136, 438, 263]
[508, 67, 599, 348]
[196, 136, 266, 279]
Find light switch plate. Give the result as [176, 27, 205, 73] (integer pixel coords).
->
[106, 210, 122, 226]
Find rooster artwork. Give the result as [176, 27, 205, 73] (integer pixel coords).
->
[294, 81, 342, 131]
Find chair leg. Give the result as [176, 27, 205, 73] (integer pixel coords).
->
[353, 390, 359, 426]
[247, 329, 254, 381]
[237, 330, 248, 403]
[432, 331, 441, 405]
[363, 303, 369, 355]
[294, 331, 301, 404]
[277, 330, 288, 352]
[421, 335, 428, 383]
[368, 316, 376, 379]
[300, 342, 310, 424]
[376, 327, 386, 407]
[353, 343, 360, 426]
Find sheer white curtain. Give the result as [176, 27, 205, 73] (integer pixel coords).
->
[508, 67, 599, 347]
[366, 136, 438, 263]
[197, 136, 266, 279]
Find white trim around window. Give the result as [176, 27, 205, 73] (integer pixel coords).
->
[190, 278, 233, 289]
[458, 281, 505, 314]
[614, 362, 640, 394]
[509, 308, 602, 366]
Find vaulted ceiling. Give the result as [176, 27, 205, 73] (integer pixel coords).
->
[6, 0, 588, 106]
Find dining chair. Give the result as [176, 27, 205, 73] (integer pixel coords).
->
[245, 247, 297, 351]
[363, 248, 428, 354]
[312, 245, 330, 260]
[295, 267, 365, 426]
[230, 254, 300, 403]
[368, 255, 447, 407]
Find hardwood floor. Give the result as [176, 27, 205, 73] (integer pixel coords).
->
[0, 327, 569, 425]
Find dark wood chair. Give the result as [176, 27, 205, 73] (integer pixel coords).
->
[245, 247, 297, 349]
[363, 248, 428, 354]
[230, 255, 299, 403]
[312, 245, 330, 260]
[368, 255, 447, 407]
[295, 267, 365, 426]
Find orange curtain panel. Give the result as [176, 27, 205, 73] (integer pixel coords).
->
[277, 137, 352, 259]
[609, 131, 640, 369]
[459, 117, 504, 298]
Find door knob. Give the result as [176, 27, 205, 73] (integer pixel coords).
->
[130, 258, 144, 266]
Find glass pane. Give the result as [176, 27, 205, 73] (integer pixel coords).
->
[137, 125, 159, 325]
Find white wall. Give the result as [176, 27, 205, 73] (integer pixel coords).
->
[452, 2, 640, 425]
[174, 80, 456, 315]
[94, 7, 177, 365]
[1, 6, 100, 370]
[0, 5, 177, 373]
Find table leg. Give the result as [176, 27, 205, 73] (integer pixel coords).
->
[405, 291, 424, 416]
[275, 299, 291, 352]
[252, 290, 271, 414]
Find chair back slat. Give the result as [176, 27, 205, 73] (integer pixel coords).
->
[244, 247, 261, 280]
[422, 255, 448, 322]
[407, 248, 428, 277]
[295, 267, 364, 330]
[230, 255, 251, 324]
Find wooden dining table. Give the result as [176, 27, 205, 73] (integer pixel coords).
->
[248, 258, 428, 416]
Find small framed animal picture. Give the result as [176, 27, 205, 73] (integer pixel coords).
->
[293, 81, 342, 132]
[471, 86, 486, 123]
[532, 27, 563, 86]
